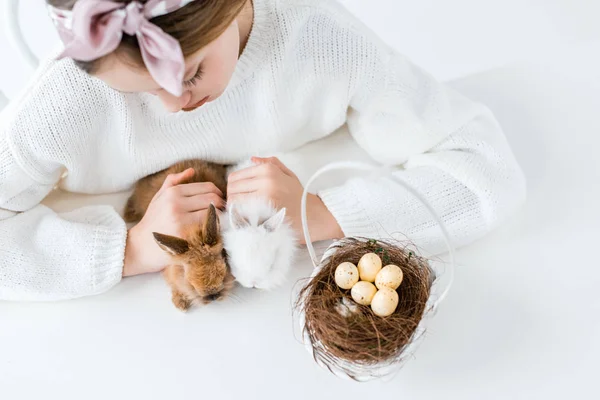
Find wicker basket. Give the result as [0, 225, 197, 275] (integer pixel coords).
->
[294, 161, 455, 381]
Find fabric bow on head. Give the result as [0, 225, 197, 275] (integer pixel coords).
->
[48, 0, 197, 96]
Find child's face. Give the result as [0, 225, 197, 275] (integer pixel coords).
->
[96, 20, 241, 113]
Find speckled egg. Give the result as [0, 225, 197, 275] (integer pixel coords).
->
[371, 287, 399, 317]
[351, 281, 378, 306]
[334, 262, 360, 290]
[375, 265, 404, 290]
[357, 253, 382, 282]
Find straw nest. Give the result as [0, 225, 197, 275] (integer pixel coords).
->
[296, 238, 435, 374]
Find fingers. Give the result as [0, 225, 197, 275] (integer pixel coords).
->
[161, 168, 195, 190]
[186, 209, 220, 228]
[156, 173, 223, 206]
[155, 168, 195, 199]
[176, 182, 223, 197]
[177, 210, 206, 228]
[227, 192, 260, 205]
[227, 164, 262, 183]
[228, 162, 283, 183]
[180, 193, 225, 212]
[174, 206, 222, 230]
[252, 156, 295, 177]
[227, 177, 261, 196]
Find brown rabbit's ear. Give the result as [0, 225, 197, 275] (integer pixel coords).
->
[153, 232, 190, 255]
[202, 204, 220, 246]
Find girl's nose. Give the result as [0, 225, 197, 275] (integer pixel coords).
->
[157, 90, 192, 113]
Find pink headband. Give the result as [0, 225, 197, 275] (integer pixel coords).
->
[48, 0, 198, 96]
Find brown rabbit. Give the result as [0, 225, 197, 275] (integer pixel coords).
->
[124, 159, 228, 223]
[124, 160, 233, 311]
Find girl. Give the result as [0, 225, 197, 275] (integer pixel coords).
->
[0, 0, 526, 300]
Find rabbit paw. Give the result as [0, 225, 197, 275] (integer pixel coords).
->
[172, 292, 192, 312]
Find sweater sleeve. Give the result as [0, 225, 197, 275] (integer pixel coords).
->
[317, 48, 527, 254]
[0, 61, 127, 302]
[0, 142, 126, 301]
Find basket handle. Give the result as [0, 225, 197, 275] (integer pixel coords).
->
[300, 161, 456, 306]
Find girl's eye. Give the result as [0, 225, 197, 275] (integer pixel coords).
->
[183, 65, 204, 88]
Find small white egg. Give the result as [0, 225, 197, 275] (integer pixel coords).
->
[351, 281, 378, 306]
[357, 253, 382, 282]
[375, 265, 404, 290]
[371, 287, 399, 317]
[334, 262, 360, 290]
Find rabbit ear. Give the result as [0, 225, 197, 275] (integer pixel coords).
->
[228, 204, 249, 230]
[153, 232, 190, 255]
[262, 208, 286, 232]
[202, 204, 220, 246]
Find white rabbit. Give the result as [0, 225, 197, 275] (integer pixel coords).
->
[222, 198, 297, 289]
[222, 159, 297, 290]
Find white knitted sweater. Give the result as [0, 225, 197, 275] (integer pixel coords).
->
[0, 0, 525, 301]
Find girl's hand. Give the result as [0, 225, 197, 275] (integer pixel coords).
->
[123, 168, 225, 277]
[227, 157, 343, 244]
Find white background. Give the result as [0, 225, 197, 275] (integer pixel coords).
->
[1, 0, 600, 95]
[1, 1, 600, 400]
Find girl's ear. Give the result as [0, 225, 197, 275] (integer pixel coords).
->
[262, 208, 286, 232]
[153, 232, 190, 255]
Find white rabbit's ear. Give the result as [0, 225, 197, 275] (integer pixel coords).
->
[262, 208, 286, 232]
[229, 204, 249, 229]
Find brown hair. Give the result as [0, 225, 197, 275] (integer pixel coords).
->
[47, 0, 247, 73]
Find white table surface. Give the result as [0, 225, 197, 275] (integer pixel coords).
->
[1, 40, 599, 400]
